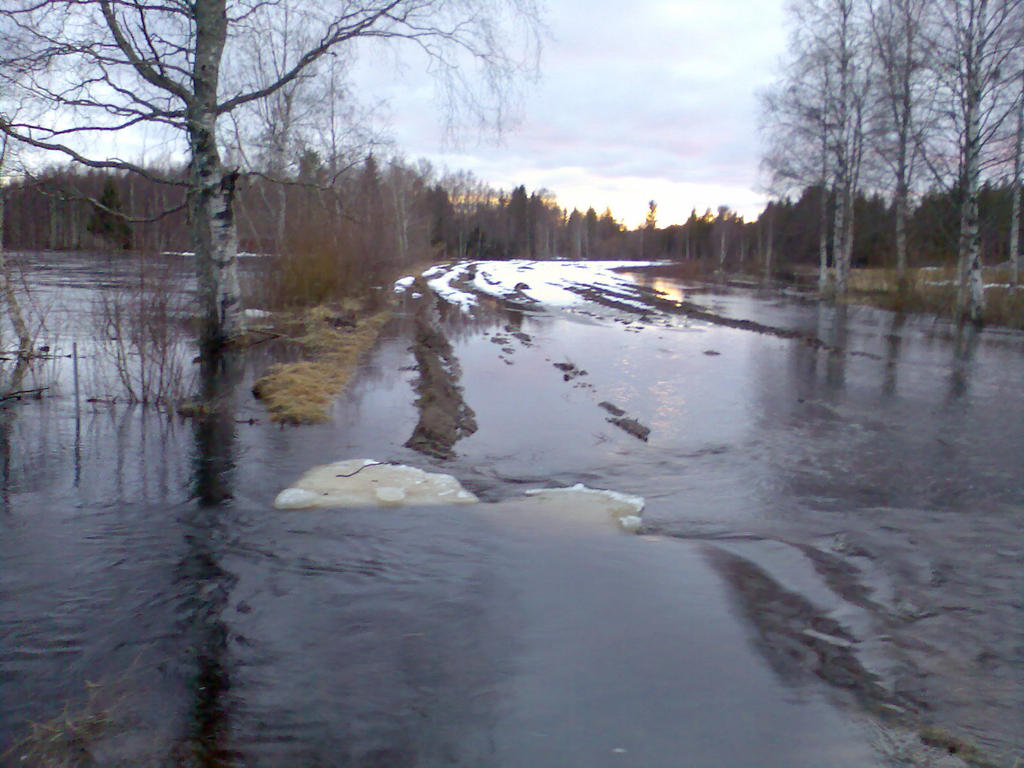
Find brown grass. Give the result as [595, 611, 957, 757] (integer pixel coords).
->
[252, 303, 393, 424]
[1, 681, 120, 768]
[847, 266, 1024, 329]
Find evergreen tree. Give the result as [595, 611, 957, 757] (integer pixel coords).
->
[87, 178, 132, 249]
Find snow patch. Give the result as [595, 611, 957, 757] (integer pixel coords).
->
[393, 276, 415, 293]
[274, 459, 479, 509]
[421, 259, 658, 314]
[426, 264, 479, 311]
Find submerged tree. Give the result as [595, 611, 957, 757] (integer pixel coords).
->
[0, 129, 29, 353]
[867, 0, 931, 289]
[930, 0, 1022, 321]
[1011, 66, 1023, 285]
[761, 1, 848, 293]
[0, 0, 543, 357]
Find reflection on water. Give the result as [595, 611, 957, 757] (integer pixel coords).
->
[1, 254, 1022, 765]
[191, 354, 240, 506]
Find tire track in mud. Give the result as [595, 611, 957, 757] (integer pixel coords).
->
[564, 281, 843, 351]
[403, 304, 477, 460]
[438, 260, 844, 352]
[699, 542, 1009, 768]
[703, 544, 912, 719]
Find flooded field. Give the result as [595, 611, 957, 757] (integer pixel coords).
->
[1, 253, 1021, 767]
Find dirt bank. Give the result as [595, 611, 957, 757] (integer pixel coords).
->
[403, 304, 478, 459]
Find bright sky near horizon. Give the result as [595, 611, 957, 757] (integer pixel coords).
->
[353, 0, 789, 228]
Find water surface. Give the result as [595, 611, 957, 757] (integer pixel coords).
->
[1, 255, 1021, 766]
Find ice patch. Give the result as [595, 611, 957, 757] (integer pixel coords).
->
[525, 483, 645, 514]
[275, 462, 644, 535]
[374, 486, 407, 504]
[274, 459, 479, 509]
[618, 515, 643, 532]
[274, 488, 321, 509]
[524, 483, 645, 532]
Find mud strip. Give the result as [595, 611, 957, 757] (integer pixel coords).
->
[703, 544, 916, 721]
[567, 280, 840, 351]
[598, 401, 650, 441]
[404, 306, 478, 460]
[543, 362, 652, 442]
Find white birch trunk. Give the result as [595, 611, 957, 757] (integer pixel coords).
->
[956, 0, 987, 323]
[0, 191, 30, 352]
[819, 54, 832, 295]
[1011, 69, 1023, 286]
[832, 183, 848, 295]
[0, 134, 30, 352]
[819, 185, 830, 293]
[190, 0, 241, 353]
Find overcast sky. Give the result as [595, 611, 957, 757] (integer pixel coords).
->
[354, 1, 789, 228]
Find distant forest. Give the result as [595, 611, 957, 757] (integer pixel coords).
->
[2, 159, 1018, 283]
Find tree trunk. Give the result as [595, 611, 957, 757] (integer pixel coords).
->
[894, 68, 910, 288]
[844, 188, 855, 287]
[895, 177, 909, 288]
[48, 196, 57, 251]
[1011, 69, 1023, 286]
[0, 190, 31, 352]
[763, 213, 774, 281]
[832, 183, 848, 296]
[190, 0, 241, 355]
[956, 2, 986, 323]
[819, 185, 830, 293]
[276, 183, 287, 255]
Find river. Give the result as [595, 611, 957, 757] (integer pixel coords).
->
[1, 254, 1021, 767]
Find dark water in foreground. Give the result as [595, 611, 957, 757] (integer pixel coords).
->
[1, 254, 1021, 766]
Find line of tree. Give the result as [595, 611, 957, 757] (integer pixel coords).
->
[4, 152, 1018, 296]
[634, 181, 1021, 276]
[760, 0, 1023, 321]
[0, 157, 635, 293]
[0, 0, 544, 358]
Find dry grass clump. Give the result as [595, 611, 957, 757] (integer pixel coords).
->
[983, 284, 1024, 328]
[847, 266, 1023, 328]
[253, 304, 393, 424]
[2, 684, 117, 768]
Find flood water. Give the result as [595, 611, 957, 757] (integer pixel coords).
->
[1, 253, 1021, 767]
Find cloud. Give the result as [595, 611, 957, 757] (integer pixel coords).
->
[351, 0, 788, 227]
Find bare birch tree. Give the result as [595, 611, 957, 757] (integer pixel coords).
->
[924, 0, 1023, 321]
[822, 0, 872, 298]
[1010, 65, 1023, 285]
[763, 0, 874, 297]
[867, 0, 931, 288]
[0, 130, 30, 353]
[760, 26, 835, 292]
[0, 0, 542, 356]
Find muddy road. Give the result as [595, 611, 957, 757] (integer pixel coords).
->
[1, 255, 1021, 766]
